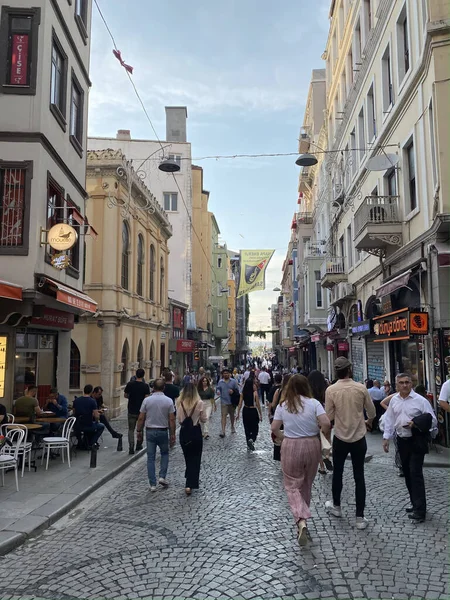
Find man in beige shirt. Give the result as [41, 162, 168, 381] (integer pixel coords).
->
[324, 356, 376, 530]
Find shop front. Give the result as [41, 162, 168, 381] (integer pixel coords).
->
[169, 338, 195, 375]
[349, 320, 371, 384]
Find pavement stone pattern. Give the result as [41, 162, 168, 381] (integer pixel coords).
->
[0, 409, 449, 600]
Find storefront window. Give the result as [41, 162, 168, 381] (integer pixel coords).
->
[14, 331, 56, 404]
[398, 339, 425, 388]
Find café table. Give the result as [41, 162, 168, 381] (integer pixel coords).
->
[12, 416, 31, 424]
[36, 417, 67, 424]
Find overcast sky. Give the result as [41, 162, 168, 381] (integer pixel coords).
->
[89, 0, 330, 330]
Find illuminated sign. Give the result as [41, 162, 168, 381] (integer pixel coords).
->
[47, 224, 78, 251]
[0, 336, 6, 398]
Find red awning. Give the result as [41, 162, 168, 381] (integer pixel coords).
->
[0, 279, 22, 301]
[44, 278, 97, 313]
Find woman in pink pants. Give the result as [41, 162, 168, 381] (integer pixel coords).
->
[271, 375, 331, 546]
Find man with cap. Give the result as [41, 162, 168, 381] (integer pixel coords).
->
[324, 356, 376, 530]
[216, 367, 240, 438]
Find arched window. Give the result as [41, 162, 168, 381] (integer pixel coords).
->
[149, 244, 156, 301]
[159, 256, 165, 306]
[120, 339, 129, 386]
[69, 340, 81, 389]
[121, 221, 130, 290]
[137, 234, 144, 296]
[137, 340, 144, 369]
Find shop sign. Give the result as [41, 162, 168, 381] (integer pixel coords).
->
[51, 253, 71, 270]
[56, 290, 97, 313]
[208, 356, 224, 361]
[175, 339, 195, 353]
[289, 346, 297, 354]
[47, 224, 78, 251]
[373, 308, 409, 342]
[10, 34, 29, 85]
[160, 332, 167, 339]
[31, 307, 74, 330]
[338, 341, 349, 351]
[409, 312, 429, 335]
[0, 336, 6, 397]
[350, 320, 372, 336]
[311, 334, 321, 342]
[326, 343, 334, 351]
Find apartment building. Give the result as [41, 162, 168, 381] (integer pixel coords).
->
[0, 0, 94, 407]
[320, 0, 450, 421]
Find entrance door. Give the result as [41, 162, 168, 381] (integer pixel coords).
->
[160, 343, 166, 370]
[14, 331, 56, 406]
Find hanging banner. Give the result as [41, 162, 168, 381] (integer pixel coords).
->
[236, 249, 275, 298]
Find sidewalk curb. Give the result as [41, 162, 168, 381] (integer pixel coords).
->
[0, 448, 146, 556]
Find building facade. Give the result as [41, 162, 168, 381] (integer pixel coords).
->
[72, 149, 171, 415]
[0, 0, 94, 408]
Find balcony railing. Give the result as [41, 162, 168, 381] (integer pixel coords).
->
[354, 195, 401, 238]
[297, 212, 313, 225]
[304, 241, 326, 258]
[320, 257, 346, 279]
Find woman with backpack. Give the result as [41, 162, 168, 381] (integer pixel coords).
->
[176, 383, 207, 495]
[236, 375, 262, 451]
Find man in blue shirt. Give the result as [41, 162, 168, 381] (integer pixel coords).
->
[45, 388, 68, 418]
[367, 379, 385, 431]
[216, 368, 240, 438]
[73, 384, 104, 449]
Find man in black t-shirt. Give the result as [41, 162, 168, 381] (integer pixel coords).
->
[124, 369, 150, 454]
[161, 370, 180, 406]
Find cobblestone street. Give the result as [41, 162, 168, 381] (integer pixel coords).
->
[1, 412, 449, 600]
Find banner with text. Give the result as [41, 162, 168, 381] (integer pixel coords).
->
[236, 249, 275, 298]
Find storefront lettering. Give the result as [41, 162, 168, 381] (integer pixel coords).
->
[375, 317, 408, 337]
[373, 309, 410, 342]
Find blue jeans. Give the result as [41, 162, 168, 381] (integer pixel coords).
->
[83, 422, 105, 446]
[146, 428, 169, 485]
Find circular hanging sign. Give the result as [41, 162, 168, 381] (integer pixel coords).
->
[47, 224, 78, 251]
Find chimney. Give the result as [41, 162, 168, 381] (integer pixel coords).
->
[116, 129, 131, 140]
[165, 107, 187, 142]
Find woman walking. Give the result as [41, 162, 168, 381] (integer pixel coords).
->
[236, 376, 262, 451]
[176, 383, 207, 495]
[197, 376, 216, 439]
[271, 374, 331, 546]
[308, 370, 333, 474]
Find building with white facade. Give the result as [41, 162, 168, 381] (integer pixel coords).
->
[0, 0, 94, 407]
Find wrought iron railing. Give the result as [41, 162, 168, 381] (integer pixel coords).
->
[320, 257, 346, 279]
[354, 195, 400, 238]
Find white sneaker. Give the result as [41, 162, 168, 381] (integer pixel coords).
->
[149, 485, 157, 492]
[158, 478, 169, 487]
[325, 500, 342, 518]
[356, 517, 369, 530]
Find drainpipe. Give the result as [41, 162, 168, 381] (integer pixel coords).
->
[427, 243, 438, 411]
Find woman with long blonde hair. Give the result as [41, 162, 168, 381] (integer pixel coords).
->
[176, 383, 207, 495]
[271, 374, 331, 546]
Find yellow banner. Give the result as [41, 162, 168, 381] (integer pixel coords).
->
[236, 249, 275, 298]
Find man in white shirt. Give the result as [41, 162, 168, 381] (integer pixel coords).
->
[258, 366, 271, 405]
[438, 378, 450, 413]
[382, 373, 437, 523]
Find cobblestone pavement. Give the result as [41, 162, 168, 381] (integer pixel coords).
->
[1, 409, 449, 600]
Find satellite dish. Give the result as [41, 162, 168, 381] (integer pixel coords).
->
[366, 154, 399, 171]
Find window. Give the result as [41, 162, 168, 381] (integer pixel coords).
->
[66, 200, 80, 273]
[0, 163, 31, 255]
[363, 0, 373, 45]
[405, 139, 417, 213]
[358, 107, 365, 161]
[347, 48, 353, 87]
[347, 225, 353, 269]
[163, 192, 178, 211]
[429, 100, 438, 188]
[69, 340, 81, 389]
[315, 271, 323, 308]
[382, 44, 394, 111]
[0, 7, 40, 95]
[160, 257, 165, 305]
[217, 311, 223, 328]
[137, 340, 143, 369]
[75, 0, 88, 41]
[354, 19, 362, 66]
[120, 340, 129, 386]
[149, 244, 155, 301]
[385, 168, 397, 197]
[217, 256, 222, 268]
[350, 129, 357, 174]
[137, 234, 144, 296]
[168, 154, 182, 168]
[121, 221, 130, 290]
[227, 308, 231, 321]
[47, 178, 64, 258]
[50, 33, 67, 129]
[70, 73, 84, 154]
[367, 84, 376, 140]
[217, 283, 223, 297]
[397, 6, 410, 83]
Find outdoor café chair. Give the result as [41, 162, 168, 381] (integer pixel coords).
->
[41, 417, 76, 470]
[3, 423, 32, 476]
[0, 428, 25, 492]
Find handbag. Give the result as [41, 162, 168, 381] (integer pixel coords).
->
[320, 430, 331, 456]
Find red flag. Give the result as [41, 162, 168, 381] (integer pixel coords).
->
[113, 49, 134, 74]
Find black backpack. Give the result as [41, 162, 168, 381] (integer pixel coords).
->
[180, 401, 197, 432]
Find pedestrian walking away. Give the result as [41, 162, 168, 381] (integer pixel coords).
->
[216, 367, 240, 438]
[135, 378, 176, 492]
[197, 376, 216, 439]
[271, 374, 331, 546]
[176, 383, 207, 495]
[325, 357, 376, 530]
[124, 369, 150, 454]
[308, 370, 333, 474]
[382, 373, 437, 523]
[258, 366, 271, 405]
[161, 369, 180, 410]
[236, 375, 262, 451]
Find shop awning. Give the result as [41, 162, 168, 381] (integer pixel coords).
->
[0, 279, 22, 301]
[375, 269, 412, 298]
[435, 242, 450, 267]
[44, 278, 97, 313]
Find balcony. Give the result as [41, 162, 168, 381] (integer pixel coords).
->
[320, 257, 347, 289]
[298, 127, 311, 153]
[354, 196, 402, 253]
[297, 212, 313, 225]
[299, 168, 313, 192]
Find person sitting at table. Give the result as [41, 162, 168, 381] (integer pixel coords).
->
[73, 384, 105, 449]
[45, 388, 69, 418]
[90, 386, 122, 440]
[14, 386, 45, 422]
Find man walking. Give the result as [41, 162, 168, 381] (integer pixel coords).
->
[382, 373, 437, 523]
[367, 379, 385, 431]
[124, 368, 150, 455]
[161, 370, 180, 407]
[325, 357, 376, 530]
[216, 367, 240, 438]
[136, 378, 176, 492]
[258, 366, 271, 406]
